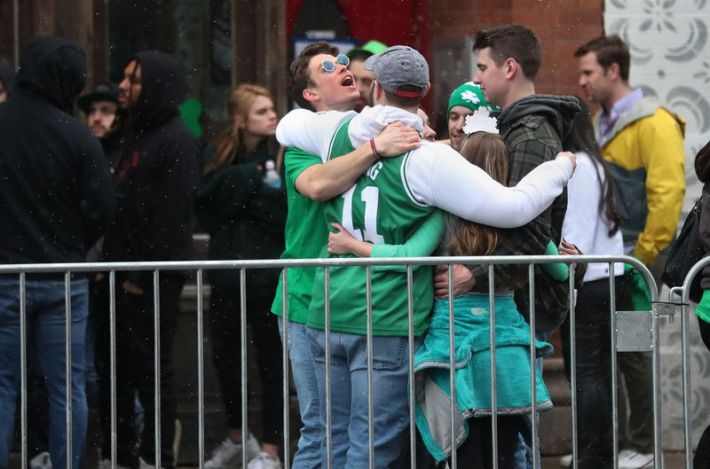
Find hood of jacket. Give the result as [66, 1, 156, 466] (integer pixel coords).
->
[695, 140, 710, 183]
[498, 94, 581, 141]
[595, 95, 686, 146]
[14, 36, 86, 112]
[0, 57, 15, 98]
[349, 105, 424, 147]
[130, 50, 187, 130]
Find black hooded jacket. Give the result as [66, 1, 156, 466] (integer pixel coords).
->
[102, 51, 199, 280]
[0, 57, 15, 99]
[498, 95, 581, 141]
[0, 36, 115, 265]
[693, 140, 710, 291]
[495, 94, 581, 248]
[472, 94, 581, 331]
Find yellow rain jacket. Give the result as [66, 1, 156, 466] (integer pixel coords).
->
[594, 97, 685, 267]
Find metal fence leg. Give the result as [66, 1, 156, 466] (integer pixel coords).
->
[197, 270, 205, 469]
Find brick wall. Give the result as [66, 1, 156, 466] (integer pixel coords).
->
[428, 0, 604, 97]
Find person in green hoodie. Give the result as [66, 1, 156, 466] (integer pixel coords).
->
[197, 83, 285, 469]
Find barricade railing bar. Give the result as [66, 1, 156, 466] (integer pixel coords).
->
[0, 254, 662, 469]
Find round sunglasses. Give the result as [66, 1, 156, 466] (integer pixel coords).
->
[321, 54, 350, 73]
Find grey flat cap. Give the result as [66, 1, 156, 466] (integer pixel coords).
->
[363, 45, 429, 98]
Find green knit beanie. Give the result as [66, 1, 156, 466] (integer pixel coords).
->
[447, 81, 499, 118]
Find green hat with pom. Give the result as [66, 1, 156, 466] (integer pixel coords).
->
[447, 81, 499, 118]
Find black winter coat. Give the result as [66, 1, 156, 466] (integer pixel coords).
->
[0, 36, 115, 265]
[695, 141, 710, 291]
[197, 139, 286, 293]
[102, 51, 199, 285]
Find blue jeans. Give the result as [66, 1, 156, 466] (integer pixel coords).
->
[514, 332, 547, 469]
[307, 328, 418, 469]
[278, 318, 322, 469]
[0, 278, 88, 469]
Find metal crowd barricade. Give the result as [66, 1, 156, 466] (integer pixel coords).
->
[0, 254, 661, 469]
[672, 256, 710, 469]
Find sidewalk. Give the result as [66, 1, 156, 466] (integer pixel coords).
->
[542, 452, 687, 468]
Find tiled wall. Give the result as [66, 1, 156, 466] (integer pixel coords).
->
[605, 0, 710, 201]
[605, 0, 710, 451]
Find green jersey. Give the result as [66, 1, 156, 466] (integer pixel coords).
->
[307, 118, 436, 336]
[271, 147, 328, 324]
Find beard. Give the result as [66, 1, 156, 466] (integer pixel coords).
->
[91, 124, 108, 138]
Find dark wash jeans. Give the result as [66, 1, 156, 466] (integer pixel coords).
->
[209, 285, 283, 445]
[95, 276, 183, 467]
[0, 277, 88, 469]
[561, 276, 627, 469]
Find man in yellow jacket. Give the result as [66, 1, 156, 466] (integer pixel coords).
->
[575, 35, 685, 469]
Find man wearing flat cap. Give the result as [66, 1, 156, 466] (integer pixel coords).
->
[78, 82, 125, 170]
[276, 45, 575, 468]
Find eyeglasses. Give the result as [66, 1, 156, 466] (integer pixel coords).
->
[321, 54, 350, 73]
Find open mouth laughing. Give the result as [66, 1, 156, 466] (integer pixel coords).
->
[341, 74, 354, 87]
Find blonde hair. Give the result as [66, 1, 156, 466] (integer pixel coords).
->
[204, 83, 273, 175]
[447, 131, 508, 256]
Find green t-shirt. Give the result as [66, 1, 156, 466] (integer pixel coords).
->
[307, 118, 437, 336]
[271, 147, 328, 324]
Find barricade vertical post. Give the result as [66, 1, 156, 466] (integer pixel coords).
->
[196, 269, 205, 468]
[569, 264, 578, 469]
[240, 268, 248, 469]
[109, 271, 117, 466]
[19, 273, 27, 469]
[447, 264, 457, 469]
[406, 266, 416, 469]
[488, 264, 498, 469]
[64, 271, 73, 469]
[365, 266, 375, 469]
[681, 298, 692, 469]
[649, 270, 663, 469]
[281, 268, 291, 469]
[609, 266, 619, 468]
[528, 264, 538, 469]
[324, 267, 333, 469]
[154, 270, 162, 469]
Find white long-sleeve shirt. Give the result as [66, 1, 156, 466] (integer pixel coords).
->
[277, 105, 575, 229]
[562, 151, 625, 282]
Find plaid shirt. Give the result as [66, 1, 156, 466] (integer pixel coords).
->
[469, 110, 570, 324]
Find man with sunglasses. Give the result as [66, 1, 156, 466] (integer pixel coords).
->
[271, 42, 421, 469]
[277, 45, 577, 468]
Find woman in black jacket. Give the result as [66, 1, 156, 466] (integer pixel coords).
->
[198, 84, 286, 469]
[693, 139, 710, 468]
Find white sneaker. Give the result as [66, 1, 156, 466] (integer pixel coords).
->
[97, 460, 131, 469]
[559, 453, 572, 467]
[138, 457, 161, 469]
[29, 452, 52, 469]
[618, 449, 654, 468]
[204, 433, 261, 468]
[247, 452, 282, 469]
[173, 419, 182, 465]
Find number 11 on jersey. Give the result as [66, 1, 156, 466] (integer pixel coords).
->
[340, 186, 384, 244]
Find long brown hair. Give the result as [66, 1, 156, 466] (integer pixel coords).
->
[563, 99, 621, 236]
[203, 83, 274, 175]
[447, 131, 508, 256]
